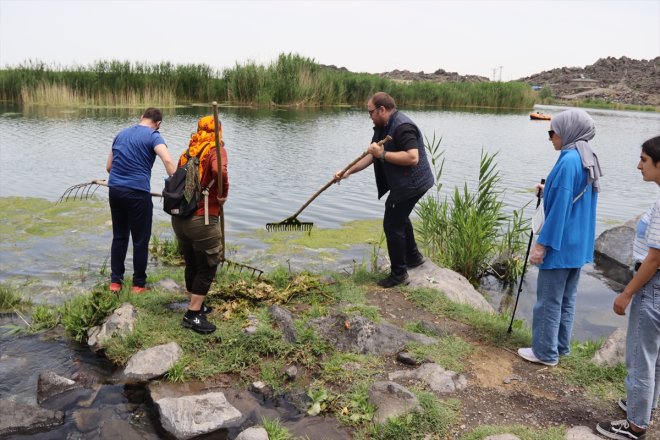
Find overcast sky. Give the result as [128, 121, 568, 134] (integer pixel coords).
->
[1, 0, 658, 80]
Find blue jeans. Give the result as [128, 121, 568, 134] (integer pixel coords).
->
[109, 186, 153, 287]
[532, 268, 581, 363]
[625, 271, 660, 430]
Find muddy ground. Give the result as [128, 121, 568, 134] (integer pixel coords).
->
[364, 287, 659, 440]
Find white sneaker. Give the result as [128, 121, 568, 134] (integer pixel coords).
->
[517, 347, 558, 367]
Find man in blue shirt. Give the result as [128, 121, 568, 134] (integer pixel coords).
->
[106, 108, 176, 292]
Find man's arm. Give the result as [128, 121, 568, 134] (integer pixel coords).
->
[106, 149, 113, 173]
[154, 144, 176, 176]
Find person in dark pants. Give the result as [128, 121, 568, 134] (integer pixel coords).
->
[335, 92, 434, 288]
[106, 108, 176, 293]
[171, 115, 229, 334]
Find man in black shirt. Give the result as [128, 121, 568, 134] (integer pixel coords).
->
[335, 92, 434, 287]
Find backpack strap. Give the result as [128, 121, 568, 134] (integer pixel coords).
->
[572, 184, 590, 204]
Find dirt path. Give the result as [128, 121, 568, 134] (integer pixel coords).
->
[365, 288, 659, 440]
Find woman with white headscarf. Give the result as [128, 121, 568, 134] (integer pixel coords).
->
[518, 109, 602, 367]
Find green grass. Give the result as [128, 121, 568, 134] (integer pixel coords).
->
[0, 283, 28, 311]
[405, 334, 475, 373]
[1, 53, 536, 109]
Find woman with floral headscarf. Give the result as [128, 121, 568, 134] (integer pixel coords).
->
[171, 115, 229, 334]
[518, 109, 602, 367]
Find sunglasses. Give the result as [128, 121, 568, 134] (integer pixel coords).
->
[548, 130, 555, 139]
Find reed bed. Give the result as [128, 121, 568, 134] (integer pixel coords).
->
[1, 54, 536, 109]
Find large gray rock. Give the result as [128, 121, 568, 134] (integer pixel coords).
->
[368, 381, 421, 424]
[153, 391, 243, 439]
[594, 224, 635, 285]
[389, 363, 468, 393]
[592, 326, 626, 366]
[235, 426, 269, 440]
[408, 261, 494, 313]
[269, 304, 298, 344]
[37, 370, 80, 404]
[87, 303, 138, 352]
[308, 313, 435, 355]
[0, 398, 64, 436]
[122, 342, 182, 382]
[565, 426, 602, 439]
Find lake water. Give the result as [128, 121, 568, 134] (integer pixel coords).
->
[1, 103, 659, 342]
[1, 103, 659, 438]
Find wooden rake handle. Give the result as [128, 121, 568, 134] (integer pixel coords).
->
[212, 101, 226, 261]
[288, 135, 392, 219]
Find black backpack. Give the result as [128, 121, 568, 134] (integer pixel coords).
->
[163, 145, 211, 217]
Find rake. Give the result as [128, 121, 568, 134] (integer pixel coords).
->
[212, 102, 264, 279]
[266, 135, 392, 232]
[58, 179, 162, 203]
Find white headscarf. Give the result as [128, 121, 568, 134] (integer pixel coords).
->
[551, 109, 602, 192]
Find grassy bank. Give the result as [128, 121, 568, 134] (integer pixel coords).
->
[0, 54, 536, 109]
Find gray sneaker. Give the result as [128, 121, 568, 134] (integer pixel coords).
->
[596, 419, 646, 440]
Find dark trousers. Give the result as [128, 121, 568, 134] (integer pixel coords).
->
[383, 193, 425, 276]
[109, 186, 153, 287]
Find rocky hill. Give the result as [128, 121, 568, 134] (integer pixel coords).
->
[518, 56, 660, 106]
[322, 56, 659, 106]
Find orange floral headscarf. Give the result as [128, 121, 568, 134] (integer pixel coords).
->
[178, 115, 224, 177]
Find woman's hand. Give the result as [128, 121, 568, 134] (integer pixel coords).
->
[217, 197, 227, 206]
[529, 243, 546, 265]
[535, 183, 545, 196]
[613, 291, 633, 315]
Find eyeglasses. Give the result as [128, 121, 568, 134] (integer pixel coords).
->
[548, 130, 555, 139]
[368, 106, 380, 116]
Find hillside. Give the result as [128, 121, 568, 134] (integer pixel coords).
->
[518, 56, 660, 106]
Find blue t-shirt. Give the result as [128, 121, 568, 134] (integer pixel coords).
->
[537, 149, 598, 269]
[108, 125, 165, 192]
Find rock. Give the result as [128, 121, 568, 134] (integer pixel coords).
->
[73, 407, 115, 433]
[87, 303, 138, 352]
[155, 278, 181, 291]
[396, 351, 420, 366]
[152, 391, 243, 439]
[269, 304, 298, 344]
[565, 425, 602, 439]
[235, 426, 269, 440]
[99, 419, 145, 440]
[594, 224, 635, 285]
[0, 398, 64, 436]
[308, 313, 436, 355]
[37, 370, 79, 404]
[389, 363, 468, 393]
[407, 261, 495, 313]
[251, 381, 272, 397]
[285, 365, 298, 380]
[592, 326, 626, 366]
[484, 435, 522, 440]
[368, 381, 421, 424]
[122, 342, 182, 382]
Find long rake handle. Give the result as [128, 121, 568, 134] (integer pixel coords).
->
[91, 179, 163, 198]
[212, 101, 226, 262]
[287, 135, 392, 220]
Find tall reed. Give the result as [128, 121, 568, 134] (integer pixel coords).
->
[415, 136, 529, 284]
[1, 54, 536, 109]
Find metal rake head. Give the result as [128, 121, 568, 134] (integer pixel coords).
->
[58, 180, 107, 203]
[219, 259, 264, 279]
[265, 217, 314, 232]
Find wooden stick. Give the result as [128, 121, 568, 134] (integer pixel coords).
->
[212, 102, 226, 261]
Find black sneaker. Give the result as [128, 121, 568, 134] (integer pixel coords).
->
[407, 256, 426, 269]
[596, 419, 646, 440]
[619, 399, 657, 421]
[182, 312, 216, 334]
[377, 272, 410, 288]
[200, 302, 213, 315]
